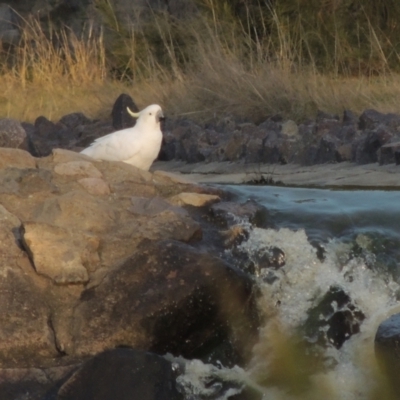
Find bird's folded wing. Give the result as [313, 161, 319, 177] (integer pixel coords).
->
[84, 130, 141, 162]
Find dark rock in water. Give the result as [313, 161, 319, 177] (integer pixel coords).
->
[375, 313, 400, 392]
[375, 313, 400, 357]
[55, 348, 183, 400]
[210, 200, 267, 227]
[111, 93, 139, 130]
[303, 286, 365, 349]
[254, 247, 285, 272]
[0, 118, 28, 151]
[232, 245, 285, 277]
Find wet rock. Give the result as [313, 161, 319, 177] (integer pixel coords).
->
[54, 348, 183, 400]
[256, 247, 286, 270]
[0, 365, 75, 400]
[303, 286, 365, 349]
[232, 244, 285, 277]
[210, 200, 267, 227]
[375, 313, 400, 393]
[220, 225, 250, 248]
[375, 313, 400, 360]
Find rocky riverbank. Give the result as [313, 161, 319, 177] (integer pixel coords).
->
[0, 146, 262, 399]
[1, 95, 400, 398]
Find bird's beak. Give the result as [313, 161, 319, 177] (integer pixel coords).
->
[127, 107, 140, 118]
[156, 110, 165, 123]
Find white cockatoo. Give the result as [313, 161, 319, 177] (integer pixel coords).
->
[81, 104, 164, 171]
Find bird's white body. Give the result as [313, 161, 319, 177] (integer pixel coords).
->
[81, 104, 164, 171]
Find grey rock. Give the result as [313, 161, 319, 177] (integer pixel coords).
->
[0, 118, 28, 150]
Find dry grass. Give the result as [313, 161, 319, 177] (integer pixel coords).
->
[2, 5, 400, 124]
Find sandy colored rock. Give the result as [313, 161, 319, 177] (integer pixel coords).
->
[130, 196, 188, 217]
[51, 148, 94, 164]
[54, 161, 103, 178]
[281, 119, 299, 137]
[0, 230, 58, 368]
[22, 221, 92, 284]
[0, 204, 22, 268]
[168, 192, 220, 207]
[0, 147, 36, 169]
[78, 177, 110, 195]
[0, 268, 58, 367]
[34, 190, 115, 233]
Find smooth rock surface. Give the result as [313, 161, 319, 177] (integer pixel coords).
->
[153, 160, 400, 188]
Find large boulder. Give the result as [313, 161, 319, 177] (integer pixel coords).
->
[66, 239, 258, 364]
[0, 146, 259, 399]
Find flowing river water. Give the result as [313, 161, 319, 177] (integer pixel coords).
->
[171, 185, 400, 400]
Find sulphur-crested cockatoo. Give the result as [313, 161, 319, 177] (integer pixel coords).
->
[81, 104, 164, 171]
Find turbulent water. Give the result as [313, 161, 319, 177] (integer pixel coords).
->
[172, 185, 400, 400]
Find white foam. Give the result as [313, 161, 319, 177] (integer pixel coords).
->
[240, 226, 400, 399]
[168, 225, 400, 399]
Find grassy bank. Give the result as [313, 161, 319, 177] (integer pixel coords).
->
[2, 2, 400, 123]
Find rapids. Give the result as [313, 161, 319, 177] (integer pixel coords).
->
[171, 185, 400, 400]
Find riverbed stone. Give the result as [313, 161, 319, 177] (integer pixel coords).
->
[375, 312, 400, 392]
[55, 348, 183, 400]
[211, 200, 267, 227]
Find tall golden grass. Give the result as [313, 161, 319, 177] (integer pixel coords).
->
[2, 2, 400, 123]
